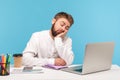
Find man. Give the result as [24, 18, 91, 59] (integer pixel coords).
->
[22, 12, 74, 66]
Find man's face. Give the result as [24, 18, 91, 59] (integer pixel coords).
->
[51, 18, 70, 37]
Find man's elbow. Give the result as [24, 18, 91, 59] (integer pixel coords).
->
[66, 55, 74, 66]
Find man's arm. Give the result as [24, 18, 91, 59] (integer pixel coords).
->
[54, 37, 74, 66]
[22, 33, 55, 66]
[22, 52, 55, 66]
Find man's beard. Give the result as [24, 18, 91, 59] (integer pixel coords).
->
[51, 23, 64, 37]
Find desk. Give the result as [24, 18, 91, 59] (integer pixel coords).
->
[0, 65, 120, 80]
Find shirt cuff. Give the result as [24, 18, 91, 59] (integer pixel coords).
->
[48, 58, 55, 65]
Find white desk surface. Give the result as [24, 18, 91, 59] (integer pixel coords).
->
[0, 64, 120, 80]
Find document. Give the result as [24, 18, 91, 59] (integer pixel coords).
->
[43, 64, 67, 70]
[11, 67, 43, 74]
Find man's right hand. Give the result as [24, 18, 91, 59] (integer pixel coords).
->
[55, 58, 66, 66]
[56, 30, 68, 39]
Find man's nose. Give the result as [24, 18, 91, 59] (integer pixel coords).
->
[61, 26, 66, 31]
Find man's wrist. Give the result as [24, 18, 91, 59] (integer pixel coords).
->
[48, 58, 55, 65]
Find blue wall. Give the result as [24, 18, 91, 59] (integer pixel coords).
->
[0, 0, 120, 65]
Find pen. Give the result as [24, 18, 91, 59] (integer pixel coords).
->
[6, 54, 9, 72]
[4, 55, 6, 75]
[6, 54, 10, 65]
[1, 55, 5, 75]
[8, 54, 10, 63]
[0, 55, 2, 74]
[6, 54, 10, 74]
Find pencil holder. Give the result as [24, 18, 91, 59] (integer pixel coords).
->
[0, 62, 10, 76]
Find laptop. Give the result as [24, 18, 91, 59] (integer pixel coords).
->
[61, 42, 115, 75]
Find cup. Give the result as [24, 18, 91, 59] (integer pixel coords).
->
[13, 54, 23, 68]
[0, 62, 10, 76]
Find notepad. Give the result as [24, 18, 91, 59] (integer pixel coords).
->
[11, 67, 43, 74]
[43, 64, 67, 70]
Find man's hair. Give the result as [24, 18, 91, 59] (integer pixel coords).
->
[54, 12, 74, 26]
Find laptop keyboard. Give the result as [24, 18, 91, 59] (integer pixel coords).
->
[72, 65, 83, 72]
[74, 68, 82, 72]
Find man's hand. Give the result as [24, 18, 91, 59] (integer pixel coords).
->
[56, 30, 68, 38]
[55, 58, 66, 66]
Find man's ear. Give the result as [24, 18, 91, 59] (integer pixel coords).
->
[52, 18, 56, 24]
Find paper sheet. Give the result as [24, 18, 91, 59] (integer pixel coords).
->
[43, 64, 68, 70]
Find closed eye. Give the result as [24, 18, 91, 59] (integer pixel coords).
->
[60, 21, 65, 27]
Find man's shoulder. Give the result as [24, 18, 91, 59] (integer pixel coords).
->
[32, 30, 49, 36]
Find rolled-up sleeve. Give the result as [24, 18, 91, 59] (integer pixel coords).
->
[54, 37, 74, 66]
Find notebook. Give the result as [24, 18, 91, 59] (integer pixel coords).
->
[11, 66, 43, 74]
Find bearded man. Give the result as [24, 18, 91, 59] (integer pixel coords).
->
[22, 12, 74, 66]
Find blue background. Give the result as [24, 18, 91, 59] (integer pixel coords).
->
[0, 0, 120, 65]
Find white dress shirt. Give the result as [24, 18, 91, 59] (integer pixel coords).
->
[22, 30, 74, 66]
